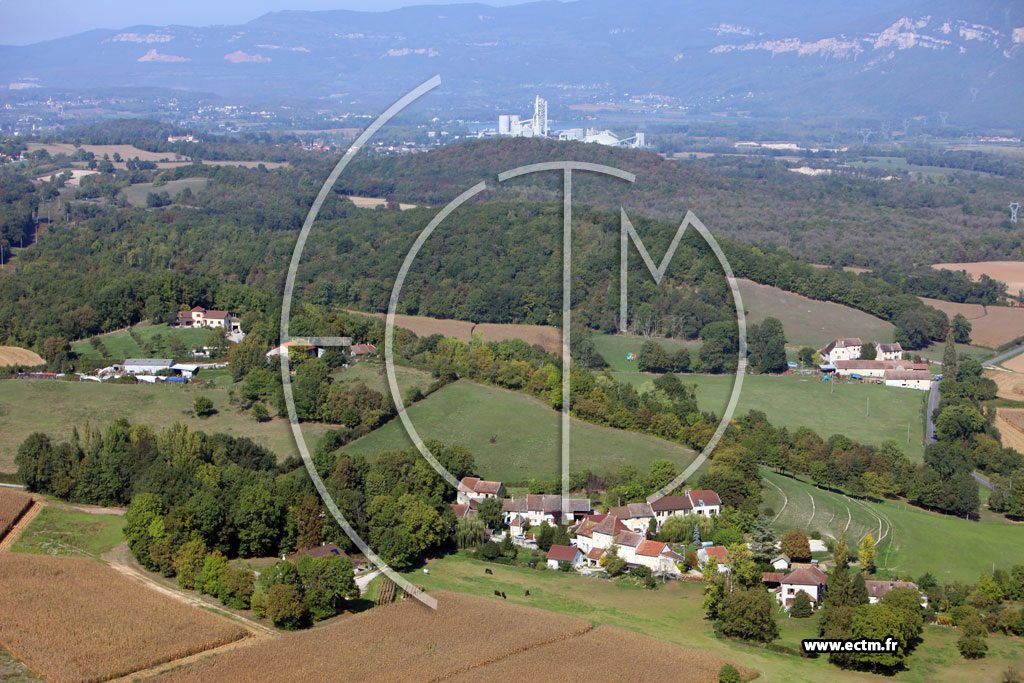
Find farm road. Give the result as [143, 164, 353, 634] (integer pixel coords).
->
[102, 542, 277, 638]
[925, 382, 939, 444]
[0, 499, 44, 552]
[986, 343, 1024, 368]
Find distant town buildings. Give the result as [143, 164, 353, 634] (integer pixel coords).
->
[494, 95, 646, 148]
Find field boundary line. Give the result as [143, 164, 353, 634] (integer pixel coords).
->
[762, 476, 787, 522]
[806, 491, 816, 527]
[106, 633, 263, 682]
[426, 622, 594, 682]
[0, 498, 44, 552]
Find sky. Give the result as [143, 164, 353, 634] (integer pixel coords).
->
[0, 0, 535, 46]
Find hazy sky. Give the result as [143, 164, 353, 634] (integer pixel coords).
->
[0, 0, 535, 46]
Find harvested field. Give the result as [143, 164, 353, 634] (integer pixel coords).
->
[34, 168, 98, 187]
[0, 489, 32, 542]
[154, 591, 746, 682]
[919, 297, 1024, 348]
[347, 310, 561, 353]
[933, 261, 1024, 296]
[26, 143, 179, 162]
[987, 369, 1024, 401]
[996, 408, 1024, 454]
[0, 554, 248, 683]
[448, 624, 750, 682]
[0, 346, 44, 367]
[121, 178, 210, 207]
[1003, 353, 1024, 372]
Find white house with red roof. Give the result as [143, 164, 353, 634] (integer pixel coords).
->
[178, 306, 241, 333]
[456, 477, 503, 506]
[607, 502, 655, 533]
[777, 565, 828, 607]
[684, 490, 722, 517]
[546, 544, 583, 569]
[819, 338, 863, 364]
[697, 545, 729, 573]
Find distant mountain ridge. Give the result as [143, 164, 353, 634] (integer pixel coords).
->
[1, 0, 1021, 126]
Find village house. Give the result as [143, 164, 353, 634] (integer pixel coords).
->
[450, 501, 478, 520]
[456, 477, 503, 506]
[770, 554, 791, 571]
[865, 580, 928, 607]
[265, 340, 326, 359]
[546, 544, 584, 569]
[608, 502, 655, 533]
[350, 343, 377, 357]
[697, 545, 729, 573]
[502, 495, 592, 527]
[818, 338, 863, 364]
[776, 565, 828, 607]
[877, 342, 904, 361]
[686, 489, 722, 517]
[645, 490, 723, 530]
[572, 514, 630, 555]
[632, 539, 684, 576]
[176, 306, 242, 334]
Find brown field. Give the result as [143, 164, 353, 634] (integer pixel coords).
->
[0, 554, 248, 682]
[996, 408, 1024, 454]
[449, 624, 748, 682]
[34, 168, 98, 187]
[987, 369, 1024, 401]
[26, 142, 178, 162]
[347, 195, 417, 210]
[0, 346, 44, 367]
[1003, 353, 1024, 373]
[347, 311, 561, 353]
[933, 261, 1024, 295]
[154, 591, 745, 682]
[811, 264, 872, 274]
[0, 489, 32, 542]
[919, 297, 1024, 348]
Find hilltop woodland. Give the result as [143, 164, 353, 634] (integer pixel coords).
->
[0, 135, 1007, 366]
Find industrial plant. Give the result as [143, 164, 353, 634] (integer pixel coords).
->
[493, 96, 646, 148]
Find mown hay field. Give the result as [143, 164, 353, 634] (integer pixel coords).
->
[0, 346, 43, 367]
[0, 489, 32, 541]
[1003, 352, 1024, 372]
[154, 591, 746, 682]
[987, 369, 1024, 401]
[0, 554, 248, 683]
[996, 408, 1024, 454]
[933, 261, 1024, 295]
[919, 297, 1024, 348]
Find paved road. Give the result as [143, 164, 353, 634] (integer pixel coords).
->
[356, 567, 384, 593]
[972, 471, 994, 491]
[986, 343, 1024, 367]
[925, 381, 940, 444]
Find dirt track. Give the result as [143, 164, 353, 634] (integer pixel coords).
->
[0, 500, 43, 552]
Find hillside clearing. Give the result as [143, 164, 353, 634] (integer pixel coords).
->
[932, 261, 1024, 296]
[345, 310, 562, 353]
[70, 321, 212, 361]
[736, 278, 895, 349]
[614, 371, 926, 462]
[121, 178, 210, 207]
[342, 379, 697, 482]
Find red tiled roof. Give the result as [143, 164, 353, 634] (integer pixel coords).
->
[783, 566, 827, 586]
[190, 306, 205, 312]
[546, 545, 580, 562]
[865, 580, 919, 599]
[649, 495, 692, 512]
[450, 503, 472, 519]
[762, 572, 785, 584]
[609, 503, 654, 519]
[703, 546, 728, 561]
[205, 310, 230, 319]
[636, 540, 667, 557]
[458, 477, 502, 495]
[883, 370, 932, 381]
[686, 490, 722, 507]
[350, 343, 377, 355]
[591, 515, 631, 537]
[586, 547, 604, 561]
[616, 531, 645, 548]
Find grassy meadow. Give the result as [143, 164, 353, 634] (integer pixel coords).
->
[761, 470, 1024, 584]
[9, 505, 124, 559]
[591, 333, 699, 372]
[0, 378, 336, 473]
[614, 371, 927, 462]
[401, 551, 1024, 683]
[342, 379, 697, 483]
[71, 322, 213, 362]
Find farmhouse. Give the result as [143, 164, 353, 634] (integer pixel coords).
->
[502, 495, 592, 526]
[819, 338, 862, 364]
[450, 501, 478, 519]
[877, 342, 904, 361]
[123, 358, 173, 375]
[647, 490, 723, 529]
[865, 580, 928, 607]
[350, 343, 377, 356]
[776, 566, 828, 607]
[546, 544, 584, 569]
[883, 369, 933, 391]
[632, 539, 683, 576]
[176, 306, 242, 334]
[456, 477, 503, 506]
[572, 514, 630, 555]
